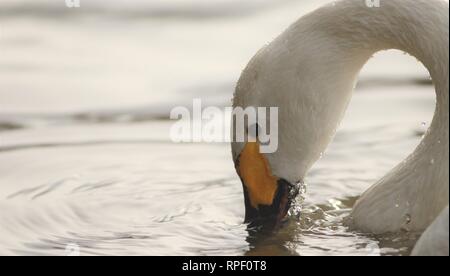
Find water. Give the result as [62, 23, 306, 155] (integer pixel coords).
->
[0, 0, 436, 256]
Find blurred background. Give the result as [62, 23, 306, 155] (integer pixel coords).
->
[0, 0, 437, 256]
[0, 0, 430, 116]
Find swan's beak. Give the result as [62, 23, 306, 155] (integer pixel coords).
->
[236, 142, 298, 229]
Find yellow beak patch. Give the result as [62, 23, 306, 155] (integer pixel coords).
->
[237, 142, 278, 209]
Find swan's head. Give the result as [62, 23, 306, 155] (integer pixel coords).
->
[231, 43, 321, 229]
[231, 27, 356, 228]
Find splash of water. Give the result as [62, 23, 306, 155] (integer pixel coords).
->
[288, 181, 308, 219]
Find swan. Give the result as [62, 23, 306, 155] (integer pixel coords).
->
[231, 0, 449, 254]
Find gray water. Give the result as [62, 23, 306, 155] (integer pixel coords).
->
[0, 0, 436, 256]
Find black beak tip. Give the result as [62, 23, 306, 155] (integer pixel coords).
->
[243, 179, 298, 230]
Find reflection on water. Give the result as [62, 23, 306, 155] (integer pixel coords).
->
[0, 0, 436, 255]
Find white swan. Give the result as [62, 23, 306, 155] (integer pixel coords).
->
[231, 0, 449, 254]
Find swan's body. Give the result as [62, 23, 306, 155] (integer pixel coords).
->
[232, 0, 448, 254]
[412, 207, 449, 256]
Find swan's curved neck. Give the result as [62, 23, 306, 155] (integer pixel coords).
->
[308, 0, 449, 159]
[257, 0, 448, 184]
[277, 0, 449, 231]
[313, 0, 449, 113]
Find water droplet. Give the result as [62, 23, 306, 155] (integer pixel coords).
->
[400, 214, 413, 232]
[430, 159, 435, 165]
[405, 214, 411, 224]
[395, 204, 400, 208]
